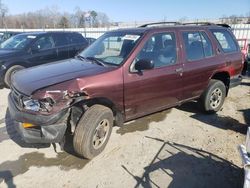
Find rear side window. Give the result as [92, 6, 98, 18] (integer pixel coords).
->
[182, 31, 214, 61]
[53, 33, 68, 47]
[200, 32, 214, 57]
[68, 33, 87, 45]
[211, 29, 238, 53]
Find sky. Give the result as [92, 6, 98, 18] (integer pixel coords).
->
[3, 0, 250, 22]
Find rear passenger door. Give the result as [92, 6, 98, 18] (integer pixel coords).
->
[67, 33, 88, 58]
[53, 33, 70, 61]
[180, 30, 218, 100]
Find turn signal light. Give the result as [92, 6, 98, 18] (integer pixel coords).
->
[22, 123, 35, 128]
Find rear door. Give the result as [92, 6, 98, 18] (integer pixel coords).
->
[53, 33, 70, 61]
[179, 30, 219, 101]
[27, 34, 58, 66]
[67, 33, 88, 57]
[124, 31, 183, 120]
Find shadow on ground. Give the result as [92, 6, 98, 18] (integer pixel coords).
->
[178, 101, 249, 135]
[123, 137, 243, 188]
[0, 109, 90, 186]
[116, 110, 172, 135]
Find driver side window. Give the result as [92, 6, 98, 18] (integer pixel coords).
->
[135, 32, 177, 68]
[33, 35, 55, 51]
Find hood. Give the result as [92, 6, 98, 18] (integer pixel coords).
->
[12, 58, 113, 95]
[0, 49, 22, 59]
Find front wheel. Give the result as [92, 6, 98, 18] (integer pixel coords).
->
[73, 105, 113, 159]
[199, 79, 226, 113]
[4, 65, 25, 87]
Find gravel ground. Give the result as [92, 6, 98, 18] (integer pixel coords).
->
[0, 78, 249, 188]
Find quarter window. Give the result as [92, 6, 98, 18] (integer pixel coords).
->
[211, 29, 238, 53]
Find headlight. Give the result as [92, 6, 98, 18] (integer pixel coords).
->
[22, 97, 54, 112]
[23, 99, 40, 112]
[0, 64, 6, 70]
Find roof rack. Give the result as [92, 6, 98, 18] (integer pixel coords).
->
[139, 21, 231, 28]
[182, 22, 215, 26]
[216, 23, 231, 28]
[139, 22, 181, 28]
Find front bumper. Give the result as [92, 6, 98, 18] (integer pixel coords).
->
[8, 93, 70, 143]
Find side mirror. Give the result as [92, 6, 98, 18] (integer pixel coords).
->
[135, 59, 154, 71]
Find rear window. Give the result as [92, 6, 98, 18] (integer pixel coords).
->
[211, 29, 238, 53]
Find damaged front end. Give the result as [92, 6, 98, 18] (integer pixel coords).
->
[8, 79, 88, 144]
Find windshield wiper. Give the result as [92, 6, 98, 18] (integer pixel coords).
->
[86, 57, 107, 67]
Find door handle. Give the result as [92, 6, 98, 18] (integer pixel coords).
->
[175, 68, 183, 73]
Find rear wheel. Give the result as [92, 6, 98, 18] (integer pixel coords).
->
[4, 65, 25, 87]
[73, 105, 113, 159]
[199, 79, 226, 113]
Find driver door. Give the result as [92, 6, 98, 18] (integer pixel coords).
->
[27, 34, 58, 67]
[124, 31, 183, 120]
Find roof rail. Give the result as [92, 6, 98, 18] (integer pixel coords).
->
[182, 22, 215, 26]
[216, 24, 231, 28]
[139, 22, 181, 28]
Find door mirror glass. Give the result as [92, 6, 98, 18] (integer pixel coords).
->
[135, 59, 154, 71]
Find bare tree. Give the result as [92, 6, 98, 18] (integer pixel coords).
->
[58, 16, 69, 28]
[0, 0, 8, 28]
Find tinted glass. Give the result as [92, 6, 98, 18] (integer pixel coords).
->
[211, 29, 238, 53]
[183, 32, 204, 61]
[0, 34, 36, 50]
[136, 32, 177, 68]
[32, 35, 55, 50]
[200, 32, 214, 57]
[54, 33, 68, 47]
[68, 33, 87, 45]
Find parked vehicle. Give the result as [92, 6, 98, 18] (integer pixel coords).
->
[0, 31, 88, 87]
[0, 31, 21, 44]
[8, 22, 243, 159]
[237, 38, 249, 75]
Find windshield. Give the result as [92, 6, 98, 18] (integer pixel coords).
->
[79, 32, 142, 66]
[0, 34, 36, 50]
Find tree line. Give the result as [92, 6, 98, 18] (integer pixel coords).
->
[0, 3, 110, 29]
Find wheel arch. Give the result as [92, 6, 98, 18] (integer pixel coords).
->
[74, 97, 124, 127]
[210, 71, 230, 95]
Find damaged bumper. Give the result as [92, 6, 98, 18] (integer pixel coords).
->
[8, 94, 70, 143]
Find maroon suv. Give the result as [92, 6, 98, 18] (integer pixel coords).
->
[8, 23, 243, 159]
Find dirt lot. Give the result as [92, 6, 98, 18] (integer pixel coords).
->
[0, 78, 249, 188]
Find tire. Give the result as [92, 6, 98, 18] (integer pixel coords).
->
[73, 104, 113, 159]
[4, 65, 25, 87]
[199, 79, 226, 113]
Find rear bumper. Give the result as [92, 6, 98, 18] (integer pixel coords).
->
[230, 75, 242, 88]
[8, 93, 70, 143]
